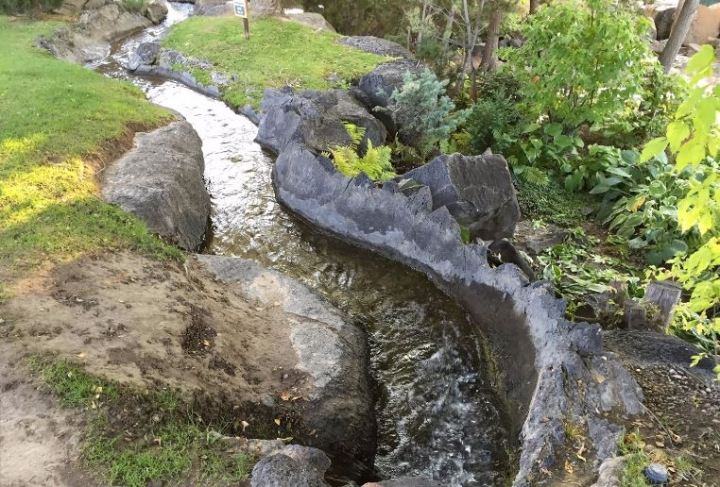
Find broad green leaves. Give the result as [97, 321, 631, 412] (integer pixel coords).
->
[640, 46, 720, 373]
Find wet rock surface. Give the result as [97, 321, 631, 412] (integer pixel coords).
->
[256, 88, 387, 155]
[250, 445, 332, 487]
[102, 120, 210, 251]
[198, 255, 376, 476]
[404, 153, 520, 241]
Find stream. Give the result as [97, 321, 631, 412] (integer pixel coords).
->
[97, 4, 511, 485]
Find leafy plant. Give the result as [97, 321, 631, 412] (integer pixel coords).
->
[590, 147, 698, 265]
[327, 124, 396, 181]
[537, 229, 642, 318]
[640, 46, 720, 374]
[387, 69, 469, 156]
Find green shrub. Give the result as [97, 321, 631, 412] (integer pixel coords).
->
[464, 72, 522, 154]
[0, 0, 62, 14]
[505, 0, 657, 129]
[388, 69, 469, 156]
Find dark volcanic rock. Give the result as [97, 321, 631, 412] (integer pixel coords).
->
[127, 41, 160, 70]
[102, 121, 210, 251]
[355, 60, 424, 137]
[255, 88, 387, 155]
[655, 8, 676, 40]
[197, 255, 376, 477]
[251, 446, 331, 487]
[339, 36, 413, 59]
[270, 143, 644, 486]
[404, 153, 520, 240]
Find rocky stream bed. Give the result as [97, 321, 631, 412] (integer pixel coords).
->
[6, 2, 719, 486]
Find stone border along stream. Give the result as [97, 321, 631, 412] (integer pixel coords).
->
[39, 4, 647, 485]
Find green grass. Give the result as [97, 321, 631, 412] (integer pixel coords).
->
[30, 356, 255, 487]
[0, 17, 181, 275]
[163, 16, 389, 108]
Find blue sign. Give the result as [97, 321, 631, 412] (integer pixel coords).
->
[234, 0, 248, 17]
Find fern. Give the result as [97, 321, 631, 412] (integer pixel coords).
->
[330, 140, 396, 182]
[343, 122, 366, 150]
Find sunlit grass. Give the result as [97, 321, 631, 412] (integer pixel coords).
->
[0, 17, 180, 272]
[163, 16, 389, 108]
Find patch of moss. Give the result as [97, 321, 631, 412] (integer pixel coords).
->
[0, 17, 181, 274]
[514, 178, 592, 227]
[162, 16, 389, 109]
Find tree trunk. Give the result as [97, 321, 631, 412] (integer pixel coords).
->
[660, 0, 699, 72]
[529, 0, 540, 14]
[481, 6, 503, 72]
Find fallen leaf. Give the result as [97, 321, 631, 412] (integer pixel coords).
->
[280, 391, 291, 401]
[274, 418, 281, 426]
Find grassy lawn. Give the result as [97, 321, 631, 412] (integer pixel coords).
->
[0, 17, 180, 276]
[163, 16, 389, 108]
[30, 357, 255, 487]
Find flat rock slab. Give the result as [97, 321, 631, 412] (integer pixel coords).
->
[102, 120, 210, 251]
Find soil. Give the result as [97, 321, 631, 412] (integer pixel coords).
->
[0, 358, 94, 487]
[0, 251, 321, 484]
[605, 330, 720, 487]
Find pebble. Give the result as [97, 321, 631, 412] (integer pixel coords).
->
[644, 463, 669, 485]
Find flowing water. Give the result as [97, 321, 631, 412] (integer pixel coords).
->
[100, 5, 511, 484]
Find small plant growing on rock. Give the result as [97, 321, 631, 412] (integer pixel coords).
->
[387, 69, 469, 156]
[326, 123, 396, 181]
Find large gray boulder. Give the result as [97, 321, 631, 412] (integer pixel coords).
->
[197, 255, 375, 476]
[339, 36, 413, 59]
[251, 446, 330, 487]
[40, 2, 151, 64]
[256, 88, 387, 156]
[143, 0, 168, 24]
[404, 153, 520, 241]
[102, 121, 210, 251]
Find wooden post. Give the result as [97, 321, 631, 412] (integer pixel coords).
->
[234, 0, 250, 39]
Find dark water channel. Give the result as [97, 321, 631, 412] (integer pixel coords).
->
[98, 5, 511, 484]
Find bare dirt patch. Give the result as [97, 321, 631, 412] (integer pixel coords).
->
[0, 251, 315, 439]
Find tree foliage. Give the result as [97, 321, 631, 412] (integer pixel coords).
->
[641, 46, 720, 373]
[505, 0, 657, 128]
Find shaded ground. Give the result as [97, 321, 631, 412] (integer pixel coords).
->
[606, 331, 720, 486]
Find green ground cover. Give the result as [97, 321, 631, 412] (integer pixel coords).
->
[30, 357, 254, 487]
[0, 17, 180, 275]
[163, 16, 389, 108]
